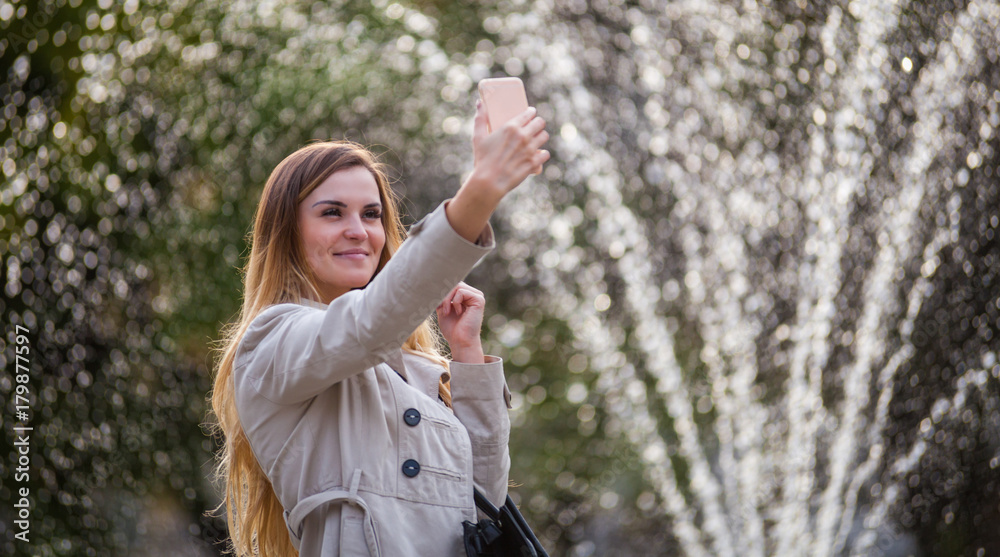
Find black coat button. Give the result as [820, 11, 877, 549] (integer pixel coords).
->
[403, 408, 421, 426]
[402, 459, 420, 477]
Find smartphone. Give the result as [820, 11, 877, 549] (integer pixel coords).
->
[478, 77, 529, 134]
[478, 77, 542, 174]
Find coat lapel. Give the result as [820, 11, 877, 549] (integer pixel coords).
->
[383, 348, 408, 382]
[402, 352, 450, 403]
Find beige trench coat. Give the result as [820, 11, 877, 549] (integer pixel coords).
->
[233, 202, 512, 556]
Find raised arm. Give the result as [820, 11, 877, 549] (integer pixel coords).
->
[235, 102, 549, 405]
[234, 202, 493, 404]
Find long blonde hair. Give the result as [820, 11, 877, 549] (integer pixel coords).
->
[206, 141, 450, 556]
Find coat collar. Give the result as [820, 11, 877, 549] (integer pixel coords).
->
[384, 350, 451, 403]
[384, 349, 407, 381]
[297, 297, 328, 310]
[401, 351, 451, 402]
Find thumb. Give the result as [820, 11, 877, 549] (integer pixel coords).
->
[473, 99, 490, 138]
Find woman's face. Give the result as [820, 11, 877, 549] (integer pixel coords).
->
[297, 165, 386, 303]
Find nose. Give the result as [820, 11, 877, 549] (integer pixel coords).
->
[343, 215, 368, 241]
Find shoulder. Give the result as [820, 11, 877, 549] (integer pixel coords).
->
[248, 301, 317, 334]
[236, 302, 321, 363]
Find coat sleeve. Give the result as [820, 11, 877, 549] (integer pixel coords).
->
[449, 355, 512, 508]
[234, 201, 495, 404]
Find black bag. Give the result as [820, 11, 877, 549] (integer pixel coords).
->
[463, 488, 548, 557]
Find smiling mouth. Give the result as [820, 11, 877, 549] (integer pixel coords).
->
[334, 250, 368, 258]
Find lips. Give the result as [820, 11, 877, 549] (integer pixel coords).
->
[333, 248, 369, 261]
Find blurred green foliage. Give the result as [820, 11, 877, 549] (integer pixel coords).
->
[0, 0, 655, 554]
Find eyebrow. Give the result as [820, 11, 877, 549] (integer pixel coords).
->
[311, 200, 382, 209]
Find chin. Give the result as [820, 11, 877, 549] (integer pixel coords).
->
[331, 274, 376, 292]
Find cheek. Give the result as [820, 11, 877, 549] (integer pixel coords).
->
[299, 227, 321, 255]
[299, 220, 332, 259]
[372, 224, 387, 255]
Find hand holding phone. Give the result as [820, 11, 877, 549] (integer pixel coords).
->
[446, 81, 549, 242]
[478, 77, 543, 175]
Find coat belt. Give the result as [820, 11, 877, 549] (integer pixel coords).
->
[283, 468, 381, 556]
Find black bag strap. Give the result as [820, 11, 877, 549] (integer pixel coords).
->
[474, 487, 501, 520]
[502, 497, 546, 556]
[470, 488, 549, 557]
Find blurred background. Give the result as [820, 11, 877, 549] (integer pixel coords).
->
[1, 0, 999, 555]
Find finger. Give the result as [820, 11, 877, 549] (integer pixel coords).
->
[444, 283, 463, 303]
[453, 283, 477, 296]
[440, 290, 457, 314]
[511, 106, 538, 127]
[528, 149, 549, 175]
[524, 115, 547, 136]
[451, 289, 468, 308]
[456, 286, 484, 305]
[460, 282, 482, 295]
[529, 129, 550, 149]
[460, 286, 485, 306]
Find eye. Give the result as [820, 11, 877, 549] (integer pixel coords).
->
[321, 208, 341, 217]
[364, 210, 382, 219]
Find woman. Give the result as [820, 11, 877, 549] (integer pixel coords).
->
[209, 100, 549, 556]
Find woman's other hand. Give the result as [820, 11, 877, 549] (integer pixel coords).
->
[436, 281, 486, 364]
